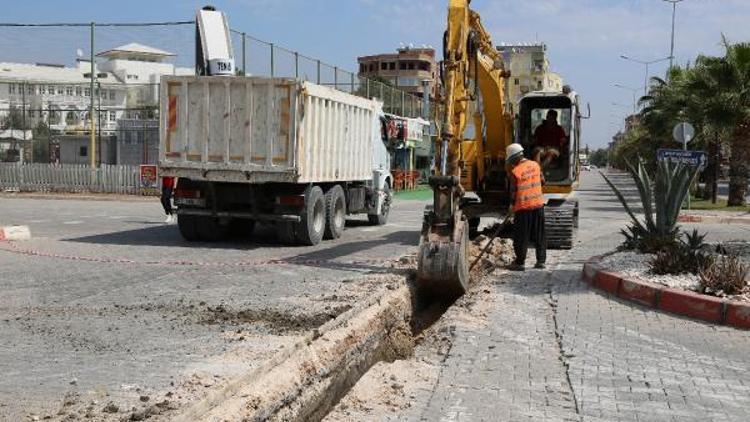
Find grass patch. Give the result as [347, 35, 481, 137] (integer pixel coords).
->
[394, 185, 432, 201]
[687, 196, 750, 212]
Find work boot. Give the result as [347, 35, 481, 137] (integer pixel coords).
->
[506, 263, 525, 272]
[535, 262, 546, 269]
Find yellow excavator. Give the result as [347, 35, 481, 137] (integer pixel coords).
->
[417, 0, 583, 297]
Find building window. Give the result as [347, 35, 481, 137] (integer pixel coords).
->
[369, 64, 375, 72]
[75, 86, 82, 96]
[389, 62, 396, 70]
[381, 62, 387, 70]
[399, 62, 407, 70]
[38, 85, 45, 95]
[27, 84, 35, 95]
[48, 85, 55, 95]
[66, 86, 73, 96]
[79, 146, 88, 157]
[109, 111, 116, 121]
[109, 90, 115, 100]
[126, 74, 139, 80]
[514, 78, 519, 85]
[537, 80, 543, 90]
[84, 88, 90, 97]
[9, 84, 15, 94]
[56, 87, 63, 95]
[408, 62, 415, 70]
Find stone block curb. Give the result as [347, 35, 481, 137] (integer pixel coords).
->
[582, 256, 750, 330]
[0, 225, 31, 241]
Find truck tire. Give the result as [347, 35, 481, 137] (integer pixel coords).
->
[368, 184, 391, 226]
[278, 222, 297, 245]
[177, 214, 201, 241]
[196, 216, 228, 242]
[324, 185, 346, 240]
[296, 185, 326, 246]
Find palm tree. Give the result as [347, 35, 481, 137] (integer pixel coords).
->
[691, 38, 750, 206]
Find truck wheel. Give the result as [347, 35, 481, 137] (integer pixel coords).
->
[368, 184, 391, 226]
[196, 216, 228, 242]
[296, 186, 326, 246]
[278, 222, 297, 245]
[324, 185, 346, 240]
[177, 214, 201, 241]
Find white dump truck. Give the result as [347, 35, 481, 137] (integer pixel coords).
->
[157, 7, 391, 246]
[158, 76, 392, 245]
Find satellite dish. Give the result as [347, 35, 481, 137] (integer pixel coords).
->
[76, 49, 84, 58]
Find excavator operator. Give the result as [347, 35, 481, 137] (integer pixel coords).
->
[506, 143, 547, 271]
[532, 110, 567, 168]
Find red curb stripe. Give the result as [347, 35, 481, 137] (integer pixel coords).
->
[657, 288, 724, 324]
[618, 278, 660, 308]
[725, 302, 750, 329]
[594, 271, 621, 295]
[582, 256, 750, 330]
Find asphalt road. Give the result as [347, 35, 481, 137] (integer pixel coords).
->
[0, 194, 427, 421]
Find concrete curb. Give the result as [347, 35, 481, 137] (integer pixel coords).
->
[0, 225, 31, 241]
[173, 279, 414, 422]
[678, 214, 750, 225]
[582, 256, 750, 330]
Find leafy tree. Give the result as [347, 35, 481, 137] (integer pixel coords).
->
[588, 148, 609, 167]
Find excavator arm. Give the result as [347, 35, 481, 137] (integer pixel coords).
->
[417, 0, 512, 298]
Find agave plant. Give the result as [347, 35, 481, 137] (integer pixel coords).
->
[602, 158, 700, 253]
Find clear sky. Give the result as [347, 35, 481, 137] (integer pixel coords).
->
[1, 0, 749, 148]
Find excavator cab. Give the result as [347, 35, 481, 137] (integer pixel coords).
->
[517, 90, 581, 185]
[516, 88, 584, 249]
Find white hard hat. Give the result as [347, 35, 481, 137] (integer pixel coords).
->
[505, 143, 524, 163]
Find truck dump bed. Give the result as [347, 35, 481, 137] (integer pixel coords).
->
[159, 75, 381, 184]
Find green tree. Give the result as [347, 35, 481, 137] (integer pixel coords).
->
[688, 39, 750, 206]
[0, 105, 31, 130]
[589, 148, 609, 167]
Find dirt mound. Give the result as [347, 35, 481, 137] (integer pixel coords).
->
[469, 235, 514, 279]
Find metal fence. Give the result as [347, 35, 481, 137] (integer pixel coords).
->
[0, 163, 153, 195]
[0, 19, 437, 163]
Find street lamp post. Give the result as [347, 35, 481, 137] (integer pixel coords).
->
[620, 55, 672, 96]
[663, 0, 684, 70]
[613, 84, 643, 114]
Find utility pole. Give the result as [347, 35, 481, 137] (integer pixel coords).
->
[663, 0, 684, 70]
[89, 22, 96, 168]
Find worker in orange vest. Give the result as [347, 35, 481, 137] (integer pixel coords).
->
[506, 143, 547, 271]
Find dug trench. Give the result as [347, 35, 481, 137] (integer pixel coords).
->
[25, 236, 512, 422]
[170, 235, 513, 422]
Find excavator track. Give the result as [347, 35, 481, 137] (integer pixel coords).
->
[545, 200, 578, 250]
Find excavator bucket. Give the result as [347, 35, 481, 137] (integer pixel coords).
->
[417, 219, 469, 300]
[416, 176, 470, 300]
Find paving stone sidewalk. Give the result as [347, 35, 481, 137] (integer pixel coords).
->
[414, 173, 750, 421]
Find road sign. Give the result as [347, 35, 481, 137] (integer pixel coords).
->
[672, 122, 695, 147]
[657, 149, 707, 170]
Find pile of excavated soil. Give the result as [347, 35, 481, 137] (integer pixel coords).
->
[469, 235, 515, 279]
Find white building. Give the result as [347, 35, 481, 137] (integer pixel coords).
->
[96, 43, 192, 114]
[0, 43, 192, 163]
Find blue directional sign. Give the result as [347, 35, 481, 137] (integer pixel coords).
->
[657, 149, 707, 170]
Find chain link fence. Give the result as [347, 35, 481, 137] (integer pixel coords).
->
[0, 20, 437, 166]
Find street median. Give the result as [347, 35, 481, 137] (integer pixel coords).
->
[583, 256, 750, 330]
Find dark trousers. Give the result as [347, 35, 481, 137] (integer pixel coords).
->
[161, 187, 173, 215]
[513, 207, 546, 266]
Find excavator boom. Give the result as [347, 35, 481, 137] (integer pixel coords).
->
[417, 0, 512, 298]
